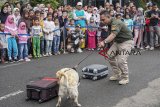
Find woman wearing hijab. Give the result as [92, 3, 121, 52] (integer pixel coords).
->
[4, 15, 18, 62]
[13, 8, 21, 27]
[133, 8, 145, 49]
[0, 5, 9, 24]
[17, 22, 31, 62]
[87, 17, 97, 50]
[18, 10, 33, 57]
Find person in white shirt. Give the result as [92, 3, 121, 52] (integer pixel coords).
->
[92, 7, 100, 25]
[43, 13, 55, 56]
[12, 8, 21, 27]
[85, 6, 93, 24]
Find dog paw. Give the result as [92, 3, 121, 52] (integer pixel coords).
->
[67, 96, 72, 100]
[56, 104, 60, 107]
[76, 104, 81, 107]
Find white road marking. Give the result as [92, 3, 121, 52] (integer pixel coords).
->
[0, 90, 24, 101]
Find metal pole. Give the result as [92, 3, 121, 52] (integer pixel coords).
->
[109, 0, 112, 4]
[64, 0, 67, 5]
[119, 0, 122, 7]
[62, 27, 66, 54]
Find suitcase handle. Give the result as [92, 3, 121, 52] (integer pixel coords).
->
[27, 88, 41, 92]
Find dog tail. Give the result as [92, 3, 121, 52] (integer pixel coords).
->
[60, 72, 68, 88]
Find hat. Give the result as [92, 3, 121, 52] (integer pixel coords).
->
[77, 2, 82, 6]
[76, 24, 81, 28]
[93, 7, 98, 10]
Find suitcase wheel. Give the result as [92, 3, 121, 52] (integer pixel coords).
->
[92, 77, 97, 81]
[82, 75, 86, 79]
[39, 99, 43, 103]
[25, 97, 30, 101]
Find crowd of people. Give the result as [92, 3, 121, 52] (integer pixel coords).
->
[0, 1, 160, 64]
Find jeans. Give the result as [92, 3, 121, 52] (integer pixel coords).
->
[53, 36, 60, 53]
[149, 26, 160, 47]
[45, 40, 53, 54]
[40, 37, 45, 55]
[7, 37, 18, 59]
[19, 43, 28, 59]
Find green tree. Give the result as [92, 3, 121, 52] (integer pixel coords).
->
[30, 0, 60, 9]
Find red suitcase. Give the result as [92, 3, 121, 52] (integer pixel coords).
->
[26, 77, 59, 103]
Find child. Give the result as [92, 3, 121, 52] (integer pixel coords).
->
[53, 18, 61, 55]
[133, 8, 145, 49]
[40, 12, 45, 57]
[17, 22, 31, 61]
[71, 25, 84, 53]
[31, 17, 43, 58]
[0, 23, 8, 64]
[87, 17, 97, 50]
[43, 13, 55, 56]
[66, 19, 76, 53]
[4, 15, 18, 62]
[124, 14, 133, 32]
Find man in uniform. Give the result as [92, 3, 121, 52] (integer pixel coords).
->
[98, 10, 134, 85]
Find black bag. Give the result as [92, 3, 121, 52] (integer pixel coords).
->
[26, 77, 59, 103]
[82, 64, 109, 81]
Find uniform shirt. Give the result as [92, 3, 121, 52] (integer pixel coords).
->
[110, 18, 132, 43]
[147, 10, 160, 26]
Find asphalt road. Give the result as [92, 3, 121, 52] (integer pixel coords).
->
[0, 49, 160, 107]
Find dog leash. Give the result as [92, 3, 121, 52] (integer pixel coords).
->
[72, 51, 95, 69]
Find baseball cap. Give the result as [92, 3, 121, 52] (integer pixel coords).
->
[77, 2, 82, 6]
[93, 7, 98, 10]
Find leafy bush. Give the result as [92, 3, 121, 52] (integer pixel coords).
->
[30, 0, 60, 9]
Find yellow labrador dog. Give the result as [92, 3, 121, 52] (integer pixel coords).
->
[56, 68, 81, 107]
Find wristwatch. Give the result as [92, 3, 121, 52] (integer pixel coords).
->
[104, 40, 108, 44]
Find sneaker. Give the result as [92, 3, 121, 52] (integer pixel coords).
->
[109, 75, 120, 81]
[49, 53, 52, 56]
[71, 48, 75, 53]
[57, 51, 61, 55]
[119, 78, 129, 85]
[43, 54, 47, 57]
[91, 48, 94, 51]
[40, 54, 42, 57]
[155, 44, 160, 48]
[28, 55, 32, 58]
[19, 59, 24, 62]
[145, 45, 150, 49]
[8, 59, 13, 63]
[14, 58, 19, 62]
[45, 53, 49, 56]
[54, 53, 58, 55]
[25, 57, 31, 62]
[34, 56, 38, 58]
[77, 48, 83, 53]
[88, 49, 91, 51]
[140, 47, 144, 50]
[150, 47, 154, 51]
[97, 48, 100, 51]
